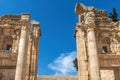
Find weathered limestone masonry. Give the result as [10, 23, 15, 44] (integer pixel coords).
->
[0, 14, 41, 80]
[0, 14, 78, 80]
[0, 3, 120, 80]
[75, 3, 120, 80]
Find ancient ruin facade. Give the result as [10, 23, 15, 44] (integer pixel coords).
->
[75, 3, 120, 80]
[0, 14, 41, 80]
[0, 3, 120, 80]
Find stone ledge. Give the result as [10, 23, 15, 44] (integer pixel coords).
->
[99, 54, 120, 59]
[37, 76, 78, 80]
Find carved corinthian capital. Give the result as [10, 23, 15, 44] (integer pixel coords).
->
[85, 11, 95, 28]
[75, 23, 86, 39]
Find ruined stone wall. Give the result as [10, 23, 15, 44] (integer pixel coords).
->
[0, 14, 40, 80]
[0, 52, 17, 80]
[0, 69, 15, 80]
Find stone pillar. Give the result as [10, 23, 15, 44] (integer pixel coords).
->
[25, 35, 32, 80]
[76, 26, 88, 80]
[15, 25, 28, 80]
[87, 28, 101, 80]
[30, 41, 37, 80]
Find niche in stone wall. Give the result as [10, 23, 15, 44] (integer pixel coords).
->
[2, 36, 13, 51]
[101, 37, 110, 53]
[6, 44, 12, 51]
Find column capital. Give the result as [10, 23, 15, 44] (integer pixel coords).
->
[75, 11, 95, 38]
[12, 35, 17, 40]
[75, 26, 85, 38]
[84, 11, 95, 29]
[75, 22, 87, 37]
[21, 26, 28, 30]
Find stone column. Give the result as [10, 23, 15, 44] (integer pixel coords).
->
[76, 26, 88, 80]
[29, 25, 40, 80]
[25, 35, 32, 80]
[30, 41, 37, 80]
[15, 25, 28, 80]
[87, 28, 101, 80]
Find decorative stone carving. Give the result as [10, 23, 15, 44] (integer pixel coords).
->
[85, 12, 95, 28]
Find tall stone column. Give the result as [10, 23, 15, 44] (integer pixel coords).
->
[25, 35, 32, 80]
[84, 11, 101, 80]
[87, 28, 101, 80]
[76, 25, 88, 80]
[30, 41, 38, 80]
[15, 25, 28, 80]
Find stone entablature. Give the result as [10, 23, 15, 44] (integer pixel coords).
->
[99, 54, 120, 67]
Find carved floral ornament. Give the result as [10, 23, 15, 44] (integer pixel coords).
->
[77, 13, 96, 33]
[84, 11, 95, 29]
[75, 24, 87, 39]
[75, 20, 95, 38]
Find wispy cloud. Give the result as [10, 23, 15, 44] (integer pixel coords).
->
[48, 51, 77, 75]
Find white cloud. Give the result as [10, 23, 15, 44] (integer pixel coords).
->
[48, 51, 77, 75]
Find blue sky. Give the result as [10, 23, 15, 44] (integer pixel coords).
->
[1, 0, 120, 76]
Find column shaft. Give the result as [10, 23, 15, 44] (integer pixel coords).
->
[87, 28, 101, 80]
[76, 28, 88, 80]
[25, 38, 32, 80]
[15, 26, 28, 80]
